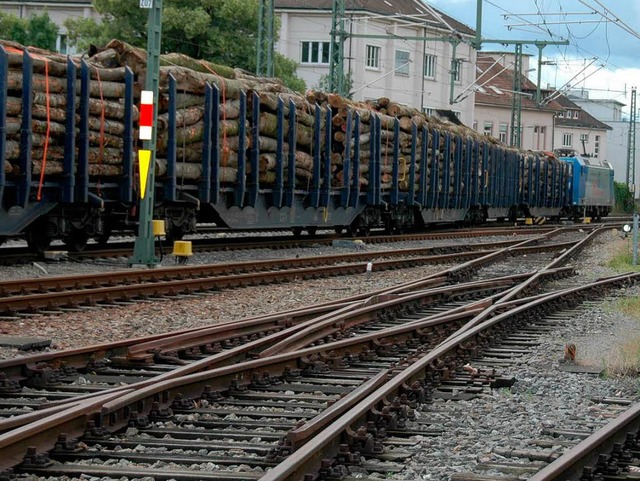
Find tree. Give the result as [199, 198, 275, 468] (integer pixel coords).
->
[0, 11, 59, 50]
[64, 0, 306, 92]
[614, 181, 635, 213]
[316, 71, 354, 97]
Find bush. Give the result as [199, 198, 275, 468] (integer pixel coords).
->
[614, 181, 634, 213]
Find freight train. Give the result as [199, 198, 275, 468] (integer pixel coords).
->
[0, 43, 615, 253]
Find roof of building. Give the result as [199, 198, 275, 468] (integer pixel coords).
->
[568, 95, 626, 107]
[474, 54, 563, 112]
[273, 0, 475, 36]
[554, 94, 612, 131]
[1, 0, 92, 4]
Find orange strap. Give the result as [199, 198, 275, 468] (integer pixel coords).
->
[36, 56, 50, 201]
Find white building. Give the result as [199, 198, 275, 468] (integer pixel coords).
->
[274, 0, 478, 126]
[0, 0, 98, 54]
[553, 94, 611, 162]
[569, 91, 636, 187]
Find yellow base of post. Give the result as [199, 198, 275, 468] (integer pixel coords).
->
[583, 217, 592, 224]
[152, 219, 166, 236]
[172, 240, 193, 257]
[172, 240, 193, 265]
[525, 218, 533, 225]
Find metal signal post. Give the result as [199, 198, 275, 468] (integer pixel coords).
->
[130, 0, 163, 267]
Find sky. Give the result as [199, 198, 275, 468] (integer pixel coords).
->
[428, 0, 640, 114]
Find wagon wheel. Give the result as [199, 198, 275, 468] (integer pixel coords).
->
[306, 226, 317, 237]
[64, 229, 89, 252]
[25, 224, 53, 254]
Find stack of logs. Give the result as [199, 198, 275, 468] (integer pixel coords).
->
[91, 40, 321, 186]
[2, 38, 563, 198]
[1, 39, 136, 178]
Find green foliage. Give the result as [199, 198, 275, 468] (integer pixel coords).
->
[274, 53, 305, 93]
[607, 239, 640, 272]
[64, 0, 305, 91]
[614, 181, 634, 213]
[316, 71, 354, 97]
[0, 11, 58, 50]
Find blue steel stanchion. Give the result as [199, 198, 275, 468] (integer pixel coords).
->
[18, 50, 32, 207]
[76, 60, 89, 203]
[121, 67, 134, 203]
[234, 91, 247, 207]
[166, 75, 177, 202]
[273, 97, 284, 207]
[211, 84, 220, 205]
[200, 83, 213, 203]
[62, 58, 76, 203]
[0, 46, 7, 204]
[350, 113, 361, 208]
[248, 91, 260, 207]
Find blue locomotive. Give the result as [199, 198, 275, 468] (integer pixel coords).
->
[0, 45, 614, 253]
[555, 148, 615, 221]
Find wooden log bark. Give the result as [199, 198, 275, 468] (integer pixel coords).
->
[154, 159, 237, 182]
[89, 164, 123, 176]
[156, 119, 246, 151]
[6, 94, 135, 121]
[258, 112, 313, 147]
[7, 70, 126, 98]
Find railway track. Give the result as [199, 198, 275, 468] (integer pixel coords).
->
[0, 233, 581, 317]
[0, 225, 633, 480]
[1, 270, 637, 478]
[0, 236, 575, 423]
[0, 223, 612, 266]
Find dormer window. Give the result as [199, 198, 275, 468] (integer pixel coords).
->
[558, 111, 564, 118]
[573, 111, 579, 119]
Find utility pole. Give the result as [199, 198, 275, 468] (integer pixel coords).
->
[257, 0, 275, 77]
[627, 86, 637, 192]
[129, 0, 162, 267]
[329, 0, 346, 95]
[510, 44, 523, 148]
[474, 0, 567, 148]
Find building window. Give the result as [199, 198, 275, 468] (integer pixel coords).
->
[424, 54, 436, 79]
[558, 111, 564, 118]
[424, 108, 435, 117]
[366, 45, 381, 69]
[594, 135, 600, 158]
[562, 133, 573, 147]
[472, 121, 478, 131]
[483, 122, 493, 137]
[56, 34, 68, 54]
[452, 59, 461, 82]
[573, 111, 579, 119]
[499, 123, 508, 143]
[395, 50, 410, 76]
[301, 41, 330, 65]
[580, 133, 589, 142]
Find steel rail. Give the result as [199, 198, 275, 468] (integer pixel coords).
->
[529, 402, 640, 480]
[259, 271, 640, 481]
[0, 269, 627, 472]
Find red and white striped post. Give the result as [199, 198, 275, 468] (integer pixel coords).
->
[137, 90, 154, 199]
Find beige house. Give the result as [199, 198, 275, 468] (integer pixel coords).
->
[274, 0, 478, 126]
[0, 0, 99, 54]
[553, 94, 611, 160]
[473, 53, 562, 151]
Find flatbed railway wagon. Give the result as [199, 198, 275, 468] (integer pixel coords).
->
[0, 42, 586, 253]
